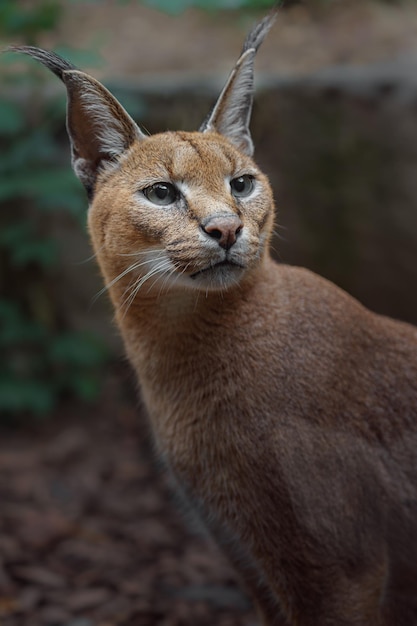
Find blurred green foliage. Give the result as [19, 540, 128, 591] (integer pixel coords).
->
[0, 0, 108, 419]
[0, 0, 61, 43]
[139, 0, 406, 12]
[141, 0, 278, 13]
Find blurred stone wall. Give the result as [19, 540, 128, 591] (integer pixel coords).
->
[254, 55, 417, 325]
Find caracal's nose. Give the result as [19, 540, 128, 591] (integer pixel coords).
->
[201, 214, 243, 250]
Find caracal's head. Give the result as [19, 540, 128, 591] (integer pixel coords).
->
[9, 11, 277, 300]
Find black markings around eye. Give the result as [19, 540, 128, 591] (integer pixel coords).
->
[143, 182, 178, 206]
[230, 175, 254, 198]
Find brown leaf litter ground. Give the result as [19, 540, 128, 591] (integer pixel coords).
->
[0, 367, 257, 626]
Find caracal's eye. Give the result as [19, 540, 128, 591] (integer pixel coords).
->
[230, 175, 254, 198]
[143, 182, 178, 206]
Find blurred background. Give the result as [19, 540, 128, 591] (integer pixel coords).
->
[0, 0, 417, 624]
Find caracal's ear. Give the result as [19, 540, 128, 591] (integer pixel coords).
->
[7, 46, 146, 197]
[200, 8, 278, 156]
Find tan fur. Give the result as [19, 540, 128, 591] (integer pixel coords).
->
[10, 12, 417, 625]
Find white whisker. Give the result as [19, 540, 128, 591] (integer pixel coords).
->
[91, 255, 166, 306]
[73, 251, 98, 265]
[73, 244, 105, 266]
[158, 261, 181, 297]
[119, 259, 173, 316]
[121, 262, 171, 313]
[117, 248, 165, 258]
[147, 262, 175, 294]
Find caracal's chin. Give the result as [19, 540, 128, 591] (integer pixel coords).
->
[188, 260, 247, 292]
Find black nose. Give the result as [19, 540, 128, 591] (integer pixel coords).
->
[201, 214, 243, 250]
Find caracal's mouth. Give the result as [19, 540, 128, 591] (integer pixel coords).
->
[189, 259, 246, 280]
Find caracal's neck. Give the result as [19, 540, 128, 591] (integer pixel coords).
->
[109, 253, 274, 349]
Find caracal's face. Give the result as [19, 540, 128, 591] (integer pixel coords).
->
[88, 130, 274, 297]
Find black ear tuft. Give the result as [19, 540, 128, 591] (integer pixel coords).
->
[200, 7, 278, 156]
[6, 45, 77, 80]
[241, 8, 278, 54]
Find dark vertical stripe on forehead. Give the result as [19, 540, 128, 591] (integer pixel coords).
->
[177, 132, 205, 162]
[176, 131, 239, 174]
[216, 141, 238, 174]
